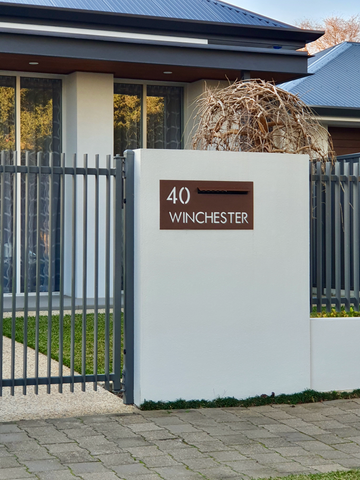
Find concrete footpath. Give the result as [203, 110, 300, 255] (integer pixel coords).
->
[2, 399, 360, 479]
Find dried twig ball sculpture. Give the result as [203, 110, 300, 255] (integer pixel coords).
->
[192, 79, 335, 165]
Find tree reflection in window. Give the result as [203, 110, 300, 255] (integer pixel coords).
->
[114, 83, 142, 155]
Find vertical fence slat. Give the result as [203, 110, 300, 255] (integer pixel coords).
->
[23, 151, 30, 395]
[113, 155, 123, 393]
[0, 151, 5, 397]
[82, 154, 88, 392]
[105, 155, 111, 391]
[11, 151, 18, 396]
[70, 154, 77, 393]
[35, 153, 42, 393]
[325, 162, 332, 312]
[47, 153, 54, 394]
[93, 155, 99, 391]
[58, 153, 65, 393]
[334, 162, 341, 311]
[353, 161, 359, 310]
[344, 162, 351, 310]
[316, 162, 323, 312]
[310, 163, 313, 312]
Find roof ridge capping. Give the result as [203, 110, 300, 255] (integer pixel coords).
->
[309, 41, 352, 73]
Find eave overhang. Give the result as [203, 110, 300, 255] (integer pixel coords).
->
[0, 32, 311, 83]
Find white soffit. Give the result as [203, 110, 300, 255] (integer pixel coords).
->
[0, 21, 208, 45]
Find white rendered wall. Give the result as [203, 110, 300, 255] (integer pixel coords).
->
[311, 318, 360, 391]
[63, 72, 114, 298]
[132, 150, 310, 406]
[183, 80, 228, 149]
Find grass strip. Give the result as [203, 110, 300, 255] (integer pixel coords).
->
[311, 307, 360, 317]
[261, 472, 360, 480]
[140, 388, 360, 410]
[2, 313, 115, 375]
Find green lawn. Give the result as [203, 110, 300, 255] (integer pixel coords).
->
[2, 312, 121, 375]
[263, 472, 360, 480]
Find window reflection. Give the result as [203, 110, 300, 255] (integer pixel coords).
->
[147, 85, 182, 149]
[20, 78, 62, 293]
[114, 83, 142, 155]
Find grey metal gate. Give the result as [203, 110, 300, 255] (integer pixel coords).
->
[0, 150, 133, 403]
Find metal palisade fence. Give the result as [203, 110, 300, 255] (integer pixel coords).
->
[311, 153, 360, 313]
[0, 150, 131, 399]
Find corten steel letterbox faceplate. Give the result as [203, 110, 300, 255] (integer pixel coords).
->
[160, 180, 253, 230]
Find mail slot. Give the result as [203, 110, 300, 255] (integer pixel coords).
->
[160, 180, 253, 230]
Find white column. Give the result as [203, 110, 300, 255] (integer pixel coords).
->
[63, 72, 114, 299]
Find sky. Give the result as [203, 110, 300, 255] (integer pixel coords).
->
[227, 0, 360, 26]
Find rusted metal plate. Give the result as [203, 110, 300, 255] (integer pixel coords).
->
[160, 180, 253, 230]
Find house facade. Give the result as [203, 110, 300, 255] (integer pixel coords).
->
[0, 0, 322, 297]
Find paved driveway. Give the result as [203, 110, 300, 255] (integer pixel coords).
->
[2, 398, 360, 479]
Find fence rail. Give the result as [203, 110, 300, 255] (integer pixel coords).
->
[311, 153, 360, 312]
[0, 151, 124, 395]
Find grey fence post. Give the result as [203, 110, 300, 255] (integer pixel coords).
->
[113, 155, 124, 393]
[123, 150, 135, 405]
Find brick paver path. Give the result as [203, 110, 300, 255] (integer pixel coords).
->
[2, 399, 360, 479]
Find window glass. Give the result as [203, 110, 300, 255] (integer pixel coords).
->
[147, 85, 182, 149]
[0, 76, 15, 293]
[114, 83, 142, 155]
[20, 78, 62, 293]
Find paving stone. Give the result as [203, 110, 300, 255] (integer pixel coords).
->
[0, 425, 22, 434]
[15, 449, 54, 461]
[35, 434, 73, 445]
[251, 453, 291, 465]
[0, 466, 36, 479]
[36, 471, 80, 480]
[270, 446, 311, 456]
[336, 458, 360, 468]
[153, 439, 192, 452]
[312, 464, 350, 472]
[66, 462, 112, 474]
[22, 427, 60, 437]
[0, 433, 29, 443]
[186, 441, 229, 453]
[180, 457, 220, 470]
[94, 453, 137, 466]
[311, 434, 350, 445]
[279, 432, 316, 442]
[110, 462, 152, 476]
[0, 456, 21, 468]
[77, 473, 120, 480]
[209, 450, 248, 462]
[335, 443, 360, 454]
[212, 434, 250, 445]
[167, 448, 208, 461]
[263, 425, 298, 433]
[295, 440, 336, 451]
[151, 465, 204, 479]
[137, 430, 177, 441]
[316, 450, 353, 460]
[242, 429, 277, 439]
[62, 427, 100, 440]
[21, 459, 67, 472]
[177, 432, 213, 443]
[265, 461, 311, 473]
[141, 454, 179, 467]
[124, 445, 163, 457]
[195, 466, 240, 479]
[291, 455, 336, 466]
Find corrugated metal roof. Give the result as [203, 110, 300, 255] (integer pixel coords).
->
[0, 0, 292, 28]
[280, 42, 360, 108]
